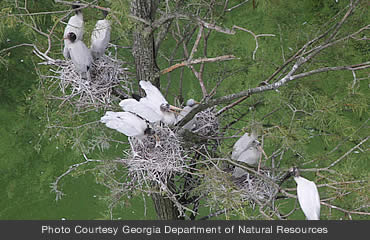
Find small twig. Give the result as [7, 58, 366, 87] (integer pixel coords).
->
[225, 0, 250, 12]
[326, 136, 369, 169]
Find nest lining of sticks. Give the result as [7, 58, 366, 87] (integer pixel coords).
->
[123, 125, 189, 190]
[183, 107, 219, 137]
[233, 170, 278, 206]
[58, 55, 132, 109]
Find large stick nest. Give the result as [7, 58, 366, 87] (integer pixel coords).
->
[233, 170, 279, 206]
[58, 55, 132, 110]
[183, 107, 219, 137]
[122, 125, 190, 190]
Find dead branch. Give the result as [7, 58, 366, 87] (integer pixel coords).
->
[161, 55, 237, 74]
[232, 25, 275, 60]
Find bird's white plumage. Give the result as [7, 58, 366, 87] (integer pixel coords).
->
[139, 80, 177, 125]
[100, 111, 148, 138]
[231, 132, 255, 160]
[232, 132, 261, 177]
[139, 80, 167, 104]
[91, 19, 111, 59]
[294, 176, 321, 220]
[177, 99, 199, 122]
[66, 38, 93, 76]
[119, 99, 162, 123]
[63, 12, 84, 59]
[177, 106, 192, 121]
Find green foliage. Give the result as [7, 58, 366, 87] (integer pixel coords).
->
[1, 0, 368, 220]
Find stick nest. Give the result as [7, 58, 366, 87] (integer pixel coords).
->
[58, 55, 132, 110]
[123, 125, 189, 191]
[184, 107, 219, 137]
[233, 170, 278, 205]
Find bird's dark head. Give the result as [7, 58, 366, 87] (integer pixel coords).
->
[160, 103, 171, 112]
[252, 139, 261, 147]
[144, 127, 155, 136]
[160, 103, 182, 113]
[289, 166, 300, 177]
[280, 166, 299, 186]
[102, 9, 109, 18]
[72, 2, 82, 14]
[66, 32, 77, 42]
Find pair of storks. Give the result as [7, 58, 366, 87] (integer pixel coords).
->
[63, 4, 110, 80]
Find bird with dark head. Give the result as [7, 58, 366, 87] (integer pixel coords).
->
[63, 1, 84, 60]
[281, 166, 321, 220]
[64, 32, 92, 79]
[280, 166, 299, 184]
[90, 9, 111, 59]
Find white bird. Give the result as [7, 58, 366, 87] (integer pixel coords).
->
[64, 32, 93, 80]
[63, 4, 84, 60]
[119, 98, 162, 123]
[287, 167, 321, 220]
[138, 81, 182, 125]
[100, 111, 154, 138]
[90, 10, 111, 60]
[177, 99, 200, 122]
[232, 131, 262, 177]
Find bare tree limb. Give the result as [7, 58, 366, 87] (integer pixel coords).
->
[161, 55, 237, 74]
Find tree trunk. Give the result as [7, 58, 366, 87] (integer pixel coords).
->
[151, 192, 183, 220]
[130, 0, 181, 220]
[130, 0, 160, 88]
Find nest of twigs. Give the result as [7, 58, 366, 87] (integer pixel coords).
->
[123, 125, 189, 190]
[233, 169, 278, 206]
[58, 55, 132, 110]
[184, 107, 219, 137]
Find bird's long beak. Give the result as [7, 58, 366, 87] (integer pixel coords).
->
[257, 145, 268, 160]
[256, 144, 268, 172]
[169, 105, 183, 113]
[280, 171, 293, 186]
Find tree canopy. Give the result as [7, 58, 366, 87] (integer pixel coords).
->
[1, 0, 368, 220]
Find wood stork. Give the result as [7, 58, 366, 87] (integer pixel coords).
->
[177, 99, 200, 122]
[90, 10, 111, 60]
[64, 32, 93, 80]
[63, 4, 84, 60]
[284, 167, 321, 220]
[100, 111, 154, 138]
[119, 98, 162, 123]
[232, 131, 263, 177]
[138, 81, 182, 125]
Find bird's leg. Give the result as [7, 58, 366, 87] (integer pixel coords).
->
[257, 145, 268, 172]
[257, 154, 262, 172]
[86, 69, 91, 82]
[154, 134, 161, 148]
